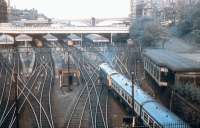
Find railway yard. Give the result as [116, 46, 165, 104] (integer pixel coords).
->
[2, 0, 200, 127]
[0, 39, 129, 128]
[0, 34, 199, 128]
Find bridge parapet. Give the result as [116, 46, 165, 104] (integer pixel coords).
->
[0, 26, 129, 34]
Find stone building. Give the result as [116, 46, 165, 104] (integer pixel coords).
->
[0, 0, 8, 23]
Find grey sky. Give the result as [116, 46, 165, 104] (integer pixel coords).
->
[11, 0, 130, 19]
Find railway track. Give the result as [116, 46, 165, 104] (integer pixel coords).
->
[95, 85, 109, 128]
[65, 54, 98, 128]
[0, 49, 45, 128]
[0, 44, 110, 128]
[28, 48, 55, 128]
[0, 50, 17, 128]
[62, 47, 108, 128]
[0, 47, 55, 128]
[88, 62, 109, 128]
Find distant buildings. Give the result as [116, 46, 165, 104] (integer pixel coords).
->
[0, 0, 8, 23]
[130, 0, 162, 20]
[0, 1, 48, 23]
[130, 0, 168, 19]
[130, 0, 199, 22]
[9, 7, 47, 21]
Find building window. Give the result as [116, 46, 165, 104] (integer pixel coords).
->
[160, 71, 168, 82]
[153, 65, 156, 76]
[156, 69, 159, 80]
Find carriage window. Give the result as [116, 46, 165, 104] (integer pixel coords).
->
[125, 94, 128, 100]
[149, 117, 154, 128]
[154, 123, 161, 128]
[134, 104, 137, 110]
[134, 103, 138, 113]
[145, 60, 148, 68]
[122, 91, 125, 97]
[116, 87, 119, 92]
[118, 87, 121, 93]
[113, 83, 116, 88]
[128, 98, 132, 104]
[144, 60, 147, 67]
[112, 82, 115, 88]
[144, 112, 148, 123]
[144, 60, 147, 68]
[150, 62, 153, 73]
[115, 85, 118, 90]
[149, 62, 152, 73]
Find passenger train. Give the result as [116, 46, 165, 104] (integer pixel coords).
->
[99, 63, 190, 128]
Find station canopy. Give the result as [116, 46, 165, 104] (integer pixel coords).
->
[85, 34, 109, 43]
[67, 34, 82, 42]
[15, 34, 32, 42]
[144, 49, 200, 72]
[43, 33, 58, 42]
[0, 34, 14, 44]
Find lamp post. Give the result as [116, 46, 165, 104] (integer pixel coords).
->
[67, 47, 70, 72]
[131, 71, 135, 127]
[67, 41, 74, 91]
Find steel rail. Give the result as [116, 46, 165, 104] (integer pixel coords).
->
[73, 47, 107, 127]
[72, 51, 106, 128]
[0, 62, 15, 126]
[0, 52, 44, 128]
[66, 57, 97, 128]
[39, 53, 55, 128]
[82, 61, 107, 128]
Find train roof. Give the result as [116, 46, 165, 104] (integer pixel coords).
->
[111, 73, 154, 104]
[99, 63, 118, 76]
[143, 49, 200, 72]
[143, 102, 188, 127]
[134, 86, 155, 105]
[111, 73, 132, 95]
[107, 64, 189, 127]
[106, 63, 189, 127]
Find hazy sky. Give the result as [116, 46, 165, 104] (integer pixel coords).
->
[11, 0, 130, 19]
